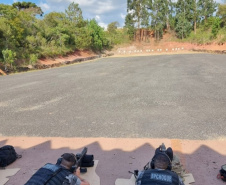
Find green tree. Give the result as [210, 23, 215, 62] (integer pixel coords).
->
[88, 19, 108, 51]
[0, 4, 38, 63]
[188, 0, 199, 34]
[175, 0, 194, 38]
[0, 4, 24, 51]
[107, 21, 120, 34]
[175, 14, 192, 39]
[127, 0, 149, 41]
[166, 0, 176, 31]
[65, 2, 84, 27]
[12, 1, 43, 16]
[0, 2, 114, 70]
[150, 0, 169, 41]
[127, 0, 148, 29]
[2, 49, 16, 70]
[178, 0, 200, 34]
[0, 4, 17, 18]
[217, 4, 226, 27]
[0, 17, 14, 49]
[176, 0, 194, 23]
[198, 0, 217, 23]
[106, 22, 130, 46]
[74, 25, 92, 49]
[124, 13, 135, 40]
[29, 54, 38, 65]
[65, 3, 91, 50]
[106, 21, 120, 46]
[40, 12, 73, 56]
[211, 17, 221, 38]
[43, 12, 70, 46]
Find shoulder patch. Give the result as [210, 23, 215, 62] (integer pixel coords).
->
[150, 172, 172, 183]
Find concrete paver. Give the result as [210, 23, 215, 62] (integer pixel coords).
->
[1, 137, 225, 185]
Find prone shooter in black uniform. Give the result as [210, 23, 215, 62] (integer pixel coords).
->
[135, 143, 185, 185]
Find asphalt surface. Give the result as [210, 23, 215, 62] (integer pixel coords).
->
[0, 54, 226, 139]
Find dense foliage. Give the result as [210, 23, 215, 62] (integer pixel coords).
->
[1, 1, 226, 72]
[125, 0, 226, 41]
[0, 2, 115, 71]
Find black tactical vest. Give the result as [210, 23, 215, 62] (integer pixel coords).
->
[25, 163, 72, 185]
[136, 169, 180, 185]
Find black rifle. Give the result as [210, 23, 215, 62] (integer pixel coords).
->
[44, 148, 88, 185]
[71, 147, 88, 173]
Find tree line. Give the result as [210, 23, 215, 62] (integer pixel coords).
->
[1, 1, 226, 73]
[125, 0, 226, 41]
[0, 2, 129, 72]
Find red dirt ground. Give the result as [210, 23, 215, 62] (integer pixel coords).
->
[114, 41, 226, 55]
[0, 69, 6, 76]
[38, 50, 97, 65]
[158, 33, 226, 51]
[160, 41, 226, 51]
[113, 33, 226, 55]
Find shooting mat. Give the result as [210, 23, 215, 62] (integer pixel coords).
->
[80, 160, 100, 185]
[0, 168, 20, 185]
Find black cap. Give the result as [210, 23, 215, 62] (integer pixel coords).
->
[61, 153, 76, 164]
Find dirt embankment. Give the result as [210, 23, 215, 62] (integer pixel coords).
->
[0, 69, 7, 76]
[0, 50, 101, 75]
[113, 41, 226, 56]
[36, 50, 100, 68]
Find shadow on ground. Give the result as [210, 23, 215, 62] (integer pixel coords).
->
[0, 139, 225, 185]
